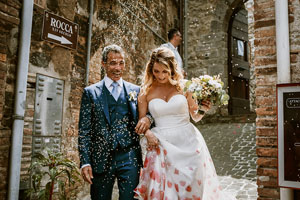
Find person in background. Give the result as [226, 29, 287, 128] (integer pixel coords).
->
[161, 28, 186, 77]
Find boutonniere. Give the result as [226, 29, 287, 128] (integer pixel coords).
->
[128, 91, 137, 101]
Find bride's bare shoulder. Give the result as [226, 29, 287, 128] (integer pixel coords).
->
[138, 87, 157, 104]
[145, 90, 156, 102]
[138, 88, 147, 102]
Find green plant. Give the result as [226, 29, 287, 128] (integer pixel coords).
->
[27, 149, 82, 200]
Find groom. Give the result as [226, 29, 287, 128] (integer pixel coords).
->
[78, 44, 151, 200]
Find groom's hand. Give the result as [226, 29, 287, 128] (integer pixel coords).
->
[81, 166, 93, 184]
[135, 116, 150, 134]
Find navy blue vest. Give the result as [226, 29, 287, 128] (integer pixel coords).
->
[104, 85, 139, 149]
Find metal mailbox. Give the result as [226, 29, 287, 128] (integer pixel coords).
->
[33, 74, 64, 153]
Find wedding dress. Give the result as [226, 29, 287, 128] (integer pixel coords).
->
[134, 94, 236, 200]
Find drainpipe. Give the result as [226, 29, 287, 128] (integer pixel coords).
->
[8, 1, 33, 200]
[275, 0, 293, 199]
[184, 0, 188, 75]
[85, 0, 94, 86]
[275, 0, 291, 84]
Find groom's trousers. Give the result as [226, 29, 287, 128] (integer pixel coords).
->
[90, 146, 141, 200]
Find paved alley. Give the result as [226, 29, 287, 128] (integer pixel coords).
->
[198, 122, 257, 200]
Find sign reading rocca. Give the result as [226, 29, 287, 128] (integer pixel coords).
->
[42, 11, 79, 50]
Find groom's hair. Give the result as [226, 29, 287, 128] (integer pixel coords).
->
[102, 44, 125, 63]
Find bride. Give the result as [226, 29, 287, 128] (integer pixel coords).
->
[134, 47, 236, 200]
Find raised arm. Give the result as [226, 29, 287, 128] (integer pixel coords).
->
[185, 92, 211, 122]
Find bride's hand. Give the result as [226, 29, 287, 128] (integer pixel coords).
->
[200, 100, 211, 112]
[145, 129, 159, 150]
[135, 116, 151, 134]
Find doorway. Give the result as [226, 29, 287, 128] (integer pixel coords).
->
[228, 5, 250, 115]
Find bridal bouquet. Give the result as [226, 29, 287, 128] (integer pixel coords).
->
[183, 74, 229, 109]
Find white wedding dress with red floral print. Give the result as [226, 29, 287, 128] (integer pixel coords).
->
[134, 94, 236, 200]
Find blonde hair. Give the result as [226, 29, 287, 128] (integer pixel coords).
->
[141, 47, 183, 95]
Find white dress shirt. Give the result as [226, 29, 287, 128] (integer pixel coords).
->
[104, 76, 123, 101]
[161, 42, 183, 70]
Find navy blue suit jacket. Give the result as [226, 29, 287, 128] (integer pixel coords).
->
[78, 79, 140, 173]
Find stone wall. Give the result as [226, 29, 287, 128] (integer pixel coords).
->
[186, 0, 252, 80]
[246, 0, 256, 112]
[0, 0, 180, 198]
[187, 0, 228, 78]
[186, 0, 256, 118]
[186, 0, 228, 117]
[0, 0, 21, 199]
[18, 0, 88, 191]
[89, 0, 179, 85]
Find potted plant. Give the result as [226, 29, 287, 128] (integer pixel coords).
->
[27, 149, 82, 200]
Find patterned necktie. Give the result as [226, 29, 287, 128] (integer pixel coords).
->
[111, 81, 119, 101]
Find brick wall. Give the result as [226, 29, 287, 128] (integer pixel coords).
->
[254, 0, 279, 198]
[254, 0, 300, 199]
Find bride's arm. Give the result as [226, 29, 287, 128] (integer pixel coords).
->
[137, 91, 148, 120]
[135, 91, 151, 134]
[185, 92, 211, 122]
[136, 91, 159, 149]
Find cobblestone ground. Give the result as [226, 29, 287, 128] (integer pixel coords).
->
[107, 122, 258, 200]
[198, 122, 258, 200]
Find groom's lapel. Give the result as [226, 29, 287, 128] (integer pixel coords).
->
[96, 80, 110, 124]
[124, 81, 138, 123]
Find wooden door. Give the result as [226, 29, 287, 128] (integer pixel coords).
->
[228, 6, 250, 115]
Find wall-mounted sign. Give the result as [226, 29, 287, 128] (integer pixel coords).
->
[42, 11, 79, 50]
[277, 83, 300, 189]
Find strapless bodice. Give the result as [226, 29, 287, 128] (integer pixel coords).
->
[148, 94, 190, 128]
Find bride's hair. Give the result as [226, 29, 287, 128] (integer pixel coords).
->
[141, 47, 183, 95]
